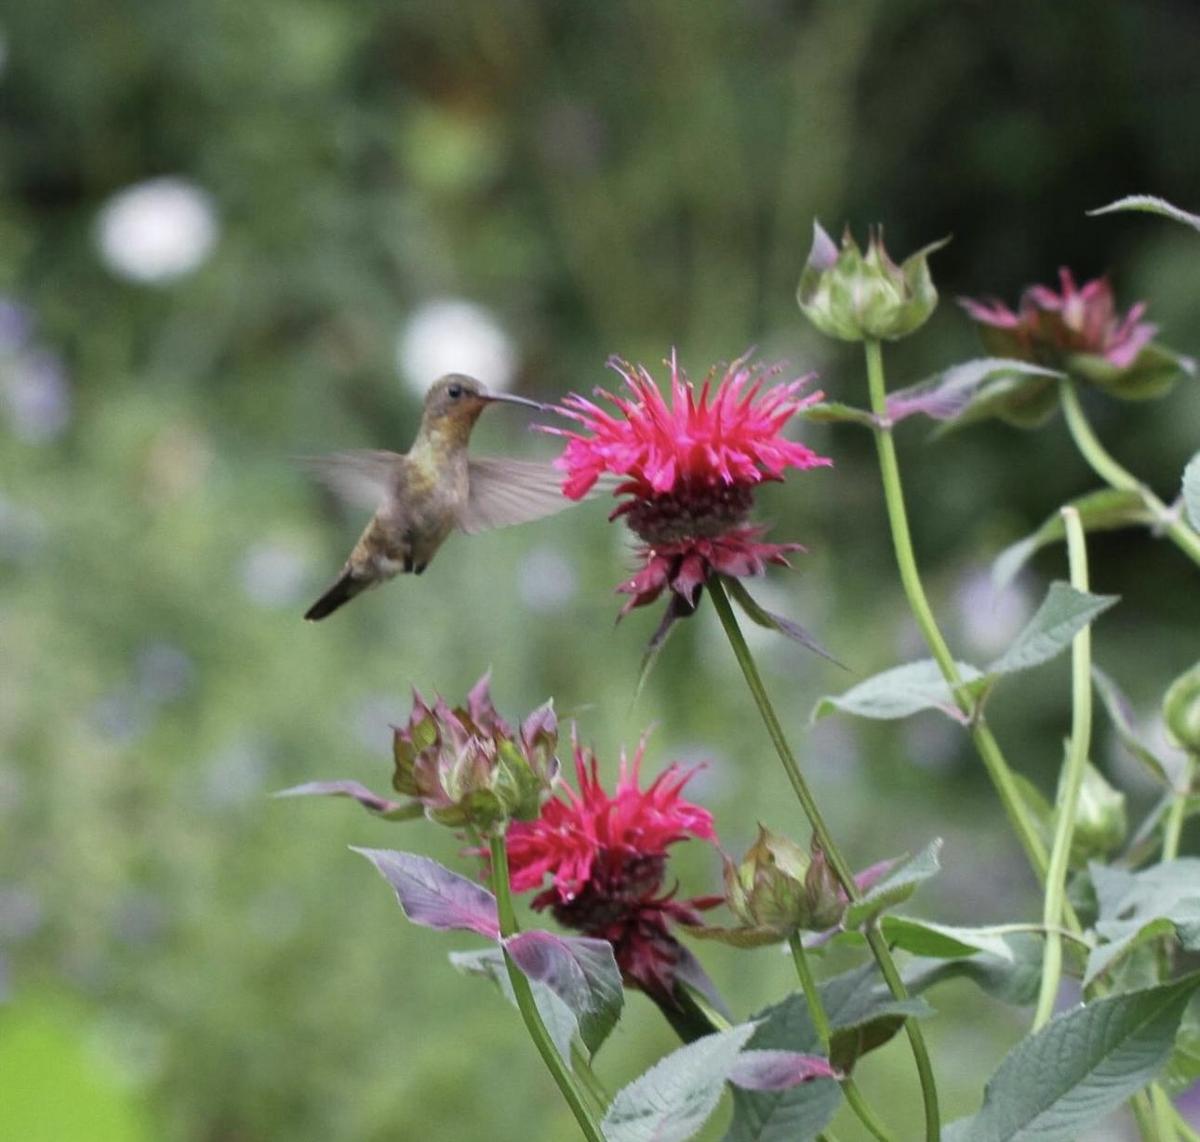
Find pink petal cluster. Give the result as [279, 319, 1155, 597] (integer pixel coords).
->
[548, 351, 830, 504]
[960, 268, 1155, 370]
[506, 740, 714, 900]
[620, 526, 801, 612]
[504, 739, 719, 997]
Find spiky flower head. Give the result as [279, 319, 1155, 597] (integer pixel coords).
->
[960, 269, 1191, 409]
[504, 738, 718, 998]
[797, 222, 946, 342]
[544, 352, 829, 645]
[392, 673, 559, 833]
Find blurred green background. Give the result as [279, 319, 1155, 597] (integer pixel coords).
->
[3, 2, 1200, 1139]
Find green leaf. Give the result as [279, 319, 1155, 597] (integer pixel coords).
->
[812, 660, 979, 723]
[1088, 194, 1200, 234]
[450, 948, 581, 1064]
[944, 973, 1200, 1142]
[904, 933, 1044, 1007]
[725, 963, 933, 1140]
[797, 400, 880, 429]
[843, 840, 942, 928]
[1161, 996, 1200, 1095]
[602, 1024, 758, 1142]
[1069, 342, 1194, 401]
[881, 917, 1017, 961]
[992, 489, 1153, 591]
[1085, 860, 1200, 985]
[1091, 666, 1172, 785]
[1185, 453, 1200, 531]
[987, 582, 1118, 677]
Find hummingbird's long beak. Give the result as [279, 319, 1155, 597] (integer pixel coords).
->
[483, 391, 548, 412]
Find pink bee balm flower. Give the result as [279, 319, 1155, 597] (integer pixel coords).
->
[960, 268, 1156, 371]
[504, 739, 719, 999]
[543, 352, 830, 642]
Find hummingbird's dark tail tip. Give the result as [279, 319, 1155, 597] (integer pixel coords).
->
[304, 572, 365, 621]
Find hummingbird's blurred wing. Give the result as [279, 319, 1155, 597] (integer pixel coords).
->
[459, 457, 572, 535]
[301, 451, 402, 511]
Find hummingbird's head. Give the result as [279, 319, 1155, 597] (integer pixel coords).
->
[421, 374, 545, 440]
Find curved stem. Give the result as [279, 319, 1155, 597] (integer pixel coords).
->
[489, 834, 607, 1142]
[1163, 755, 1195, 862]
[1152, 1086, 1180, 1142]
[708, 578, 940, 1142]
[1059, 378, 1200, 568]
[790, 934, 896, 1142]
[1034, 508, 1094, 1030]
[863, 339, 1052, 879]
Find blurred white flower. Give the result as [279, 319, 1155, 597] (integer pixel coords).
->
[954, 565, 1033, 658]
[517, 545, 577, 614]
[1, 349, 70, 442]
[95, 177, 218, 284]
[397, 298, 516, 396]
[240, 540, 312, 607]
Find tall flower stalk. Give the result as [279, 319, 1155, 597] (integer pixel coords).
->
[862, 338, 1050, 876]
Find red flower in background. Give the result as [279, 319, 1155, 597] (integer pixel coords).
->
[960, 269, 1156, 371]
[505, 739, 719, 999]
[543, 352, 830, 645]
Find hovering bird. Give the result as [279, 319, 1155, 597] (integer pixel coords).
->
[303, 374, 568, 620]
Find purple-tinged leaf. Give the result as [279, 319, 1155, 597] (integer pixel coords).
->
[450, 947, 579, 1062]
[504, 931, 623, 1055]
[886, 358, 1063, 424]
[1091, 666, 1172, 786]
[724, 579, 844, 667]
[843, 840, 942, 929]
[352, 848, 499, 939]
[601, 1024, 758, 1142]
[729, 1050, 839, 1091]
[274, 780, 420, 819]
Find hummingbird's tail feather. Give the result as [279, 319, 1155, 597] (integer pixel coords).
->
[304, 571, 370, 621]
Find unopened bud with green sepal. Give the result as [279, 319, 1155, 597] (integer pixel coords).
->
[797, 221, 947, 342]
[1164, 661, 1200, 755]
[1069, 761, 1127, 866]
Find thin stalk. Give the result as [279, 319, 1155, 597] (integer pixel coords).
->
[1162, 756, 1195, 862]
[1033, 508, 1094, 1031]
[1059, 379, 1200, 568]
[1152, 1086, 1180, 1142]
[1172, 1105, 1200, 1142]
[789, 935, 897, 1142]
[489, 834, 606, 1142]
[570, 1043, 610, 1114]
[1132, 1092, 1160, 1142]
[863, 339, 1051, 878]
[708, 578, 940, 1142]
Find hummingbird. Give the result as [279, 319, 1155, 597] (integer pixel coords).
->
[303, 374, 569, 621]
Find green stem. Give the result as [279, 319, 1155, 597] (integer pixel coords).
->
[570, 1043, 610, 1114]
[790, 935, 897, 1142]
[789, 933, 833, 1049]
[709, 579, 940, 1142]
[1152, 1086, 1180, 1142]
[863, 340, 1051, 879]
[1163, 755, 1195, 862]
[489, 834, 607, 1142]
[1033, 508, 1094, 1030]
[1059, 378, 1200, 569]
[1133, 1092, 1160, 1142]
[1172, 1105, 1200, 1142]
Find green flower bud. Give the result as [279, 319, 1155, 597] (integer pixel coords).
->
[1069, 762, 1127, 866]
[797, 222, 947, 342]
[391, 678, 559, 833]
[724, 826, 840, 934]
[1164, 661, 1200, 755]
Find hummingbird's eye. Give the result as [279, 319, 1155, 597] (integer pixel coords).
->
[447, 383, 463, 400]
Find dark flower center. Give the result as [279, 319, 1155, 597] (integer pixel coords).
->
[624, 484, 754, 544]
[550, 851, 667, 928]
